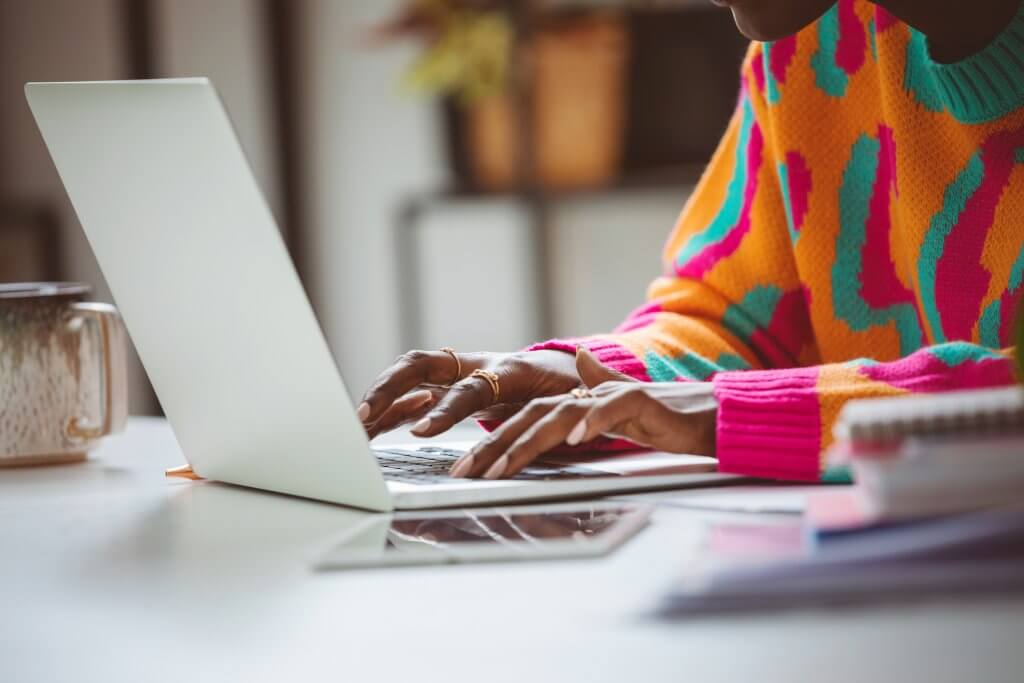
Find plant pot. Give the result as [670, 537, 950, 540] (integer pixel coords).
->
[466, 13, 629, 191]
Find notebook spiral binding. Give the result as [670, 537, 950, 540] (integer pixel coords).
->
[835, 386, 1024, 446]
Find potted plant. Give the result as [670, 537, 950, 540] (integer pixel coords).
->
[373, 0, 630, 190]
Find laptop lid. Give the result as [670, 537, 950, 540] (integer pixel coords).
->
[26, 79, 392, 511]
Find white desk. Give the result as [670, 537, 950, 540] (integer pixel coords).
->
[3, 418, 1023, 683]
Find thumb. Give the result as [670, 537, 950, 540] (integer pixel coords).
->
[576, 346, 639, 388]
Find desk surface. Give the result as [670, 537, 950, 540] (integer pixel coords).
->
[3, 418, 1023, 683]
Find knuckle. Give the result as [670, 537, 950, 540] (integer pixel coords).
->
[477, 432, 501, 449]
[449, 382, 479, 397]
[400, 349, 429, 365]
[365, 382, 392, 402]
[500, 355, 531, 377]
[505, 436, 533, 458]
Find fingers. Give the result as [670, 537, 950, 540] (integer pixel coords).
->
[410, 373, 497, 437]
[569, 386, 671, 447]
[449, 397, 566, 477]
[358, 350, 465, 424]
[489, 399, 594, 478]
[475, 401, 526, 422]
[575, 347, 639, 388]
[365, 389, 436, 440]
[449, 382, 713, 481]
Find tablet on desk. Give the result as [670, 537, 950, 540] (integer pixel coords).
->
[316, 502, 652, 570]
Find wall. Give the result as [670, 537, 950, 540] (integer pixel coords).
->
[301, 0, 694, 397]
[0, 0, 283, 415]
[1, 0, 696, 413]
[151, 0, 282, 222]
[302, 0, 447, 395]
[0, 0, 155, 413]
[548, 192, 690, 339]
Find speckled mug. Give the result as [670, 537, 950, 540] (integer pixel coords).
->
[0, 283, 127, 466]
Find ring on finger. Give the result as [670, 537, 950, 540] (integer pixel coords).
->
[570, 387, 593, 399]
[439, 346, 462, 388]
[470, 369, 501, 403]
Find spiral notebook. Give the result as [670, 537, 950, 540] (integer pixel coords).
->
[828, 386, 1024, 521]
[834, 386, 1024, 448]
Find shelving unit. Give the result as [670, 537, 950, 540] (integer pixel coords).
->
[394, 0, 746, 349]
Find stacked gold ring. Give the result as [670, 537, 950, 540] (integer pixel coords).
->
[439, 347, 462, 388]
[470, 369, 501, 403]
[570, 387, 593, 399]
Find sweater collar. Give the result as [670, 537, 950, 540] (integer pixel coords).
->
[923, 1, 1024, 123]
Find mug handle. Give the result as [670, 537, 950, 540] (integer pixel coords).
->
[65, 303, 128, 442]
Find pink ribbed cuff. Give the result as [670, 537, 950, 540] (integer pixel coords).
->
[712, 367, 823, 481]
[528, 337, 651, 381]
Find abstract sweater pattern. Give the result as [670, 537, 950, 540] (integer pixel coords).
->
[532, 0, 1024, 480]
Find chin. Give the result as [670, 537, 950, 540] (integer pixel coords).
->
[728, 1, 834, 42]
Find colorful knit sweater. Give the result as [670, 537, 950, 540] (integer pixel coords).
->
[533, 0, 1024, 481]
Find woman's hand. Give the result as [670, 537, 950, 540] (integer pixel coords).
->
[448, 348, 718, 479]
[358, 349, 581, 440]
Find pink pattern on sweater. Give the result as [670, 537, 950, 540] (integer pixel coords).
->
[860, 126, 919, 319]
[836, 0, 867, 75]
[998, 288, 1023, 346]
[750, 50, 766, 94]
[750, 288, 814, 366]
[934, 129, 1024, 340]
[860, 348, 1016, 391]
[677, 122, 765, 279]
[770, 35, 798, 85]
[613, 301, 663, 334]
[784, 151, 812, 236]
[875, 6, 898, 32]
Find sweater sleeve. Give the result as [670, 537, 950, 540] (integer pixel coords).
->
[529, 44, 1021, 480]
[713, 344, 1018, 480]
[533, 45, 816, 391]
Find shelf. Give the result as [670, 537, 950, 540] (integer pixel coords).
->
[421, 163, 705, 204]
[539, 0, 721, 12]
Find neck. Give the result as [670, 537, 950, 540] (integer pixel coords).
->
[875, 0, 1020, 63]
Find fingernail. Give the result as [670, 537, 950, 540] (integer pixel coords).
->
[566, 419, 587, 446]
[483, 454, 508, 479]
[449, 454, 475, 478]
[357, 402, 371, 421]
[411, 417, 431, 434]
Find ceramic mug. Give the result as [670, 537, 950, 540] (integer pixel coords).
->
[0, 283, 128, 466]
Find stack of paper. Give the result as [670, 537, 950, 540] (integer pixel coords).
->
[660, 505, 1024, 615]
[828, 387, 1024, 521]
[659, 388, 1024, 616]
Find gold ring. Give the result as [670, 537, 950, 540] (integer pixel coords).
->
[440, 347, 461, 387]
[570, 387, 593, 399]
[470, 369, 501, 403]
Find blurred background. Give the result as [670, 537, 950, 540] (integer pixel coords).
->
[0, 0, 746, 415]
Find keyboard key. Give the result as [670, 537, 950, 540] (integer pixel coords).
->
[372, 447, 612, 484]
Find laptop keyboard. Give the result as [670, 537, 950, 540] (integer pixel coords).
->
[373, 446, 612, 484]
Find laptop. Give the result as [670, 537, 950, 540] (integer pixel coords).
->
[25, 78, 737, 511]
